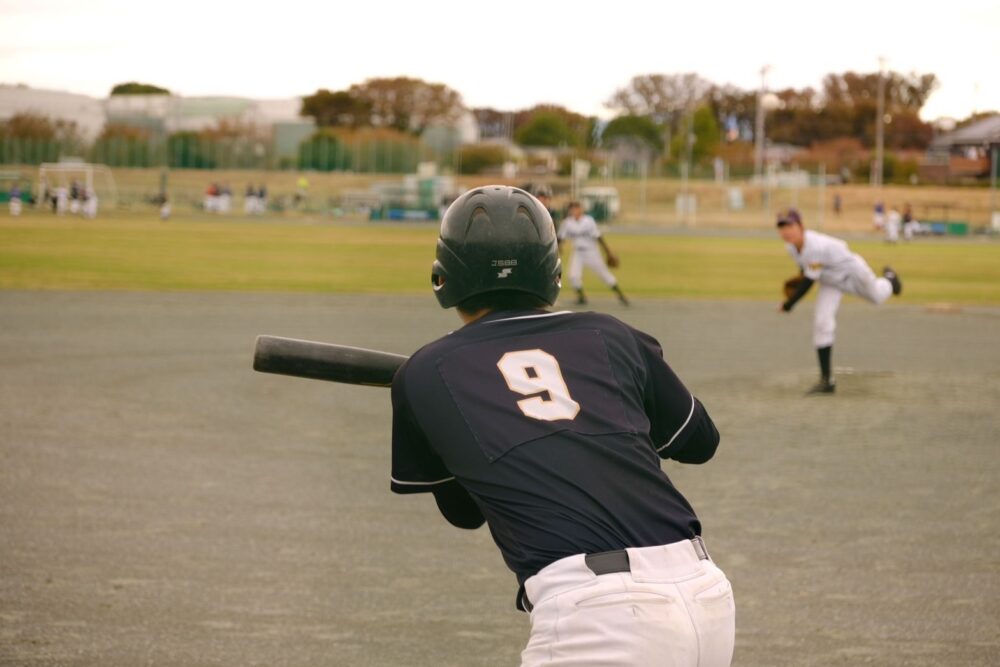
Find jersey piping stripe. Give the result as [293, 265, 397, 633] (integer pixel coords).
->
[484, 311, 573, 324]
[390, 475, 455, 486]
[656, 394, 695, 453]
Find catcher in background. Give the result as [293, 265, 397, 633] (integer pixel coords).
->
[558, 201, 629, 306]
[777, 209, 902, 394]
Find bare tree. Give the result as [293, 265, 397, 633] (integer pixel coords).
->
[606, 73, 714, 119]
[347, 77, 465, 134]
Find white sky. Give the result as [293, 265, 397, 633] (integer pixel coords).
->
[1, 0, 998, 121]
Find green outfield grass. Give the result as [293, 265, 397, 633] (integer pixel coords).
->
[1, 212, 998, 304]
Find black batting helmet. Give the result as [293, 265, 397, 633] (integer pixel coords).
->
[431, 186, 561, 308]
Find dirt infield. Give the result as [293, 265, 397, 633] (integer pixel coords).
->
[1, 291, 998, 666]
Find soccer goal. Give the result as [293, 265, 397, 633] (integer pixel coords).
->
[37, 162, 118, 208]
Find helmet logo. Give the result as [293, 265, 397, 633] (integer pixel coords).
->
[492, 259, 517, 279]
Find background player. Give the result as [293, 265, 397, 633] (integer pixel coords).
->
[392, 186, 734, 666]
[558, 201, 629, 306]
[777, 208, 902, 394]
[531, 184, 558, 222]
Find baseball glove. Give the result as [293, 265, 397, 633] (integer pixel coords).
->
[783, 275, 805, 300]
[606, 253, 620, 269]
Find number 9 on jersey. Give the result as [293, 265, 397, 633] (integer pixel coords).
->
[497, 349, 581, 422]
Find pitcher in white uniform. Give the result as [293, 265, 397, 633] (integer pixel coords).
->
[558, 202, 629, 306]
[777, 209, 902, 394]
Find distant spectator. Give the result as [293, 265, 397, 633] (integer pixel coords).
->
[872, 201, 885, 231]
[832, 192, 842, 217]
[55, 185, 69, 215]
[244, 183, 258, 215]
[204, 183, 220, 213]
[159, 195, 171, 221]
[902, 203, 919, 241]
[294, 175, 309, 208]
[8, 183, 22, 217]
[69, 180, 82, 215]
[44, 181, 57, 213]
[257, 184, 268, 213]
[82, 187, 98, 219]
[218, 183, 232, 214]
[885, 205, 901, 243]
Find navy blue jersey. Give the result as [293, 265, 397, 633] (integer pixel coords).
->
[391, 309, 719, 591]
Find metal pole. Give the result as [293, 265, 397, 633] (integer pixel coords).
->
[817, 163, 826, 230]
[639, 156, 647, 224]
[753, 66, 770, 182]
[874, 57, 886, 189]
[680, 113, 692, 226]
[991, 146, 997, 226]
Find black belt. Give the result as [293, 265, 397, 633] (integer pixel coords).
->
[520, 537, 711, 612]
[585, 536, 710, 575]
[584, 549, 631, 575]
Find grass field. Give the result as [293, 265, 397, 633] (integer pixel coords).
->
[2, 212, 999, 304]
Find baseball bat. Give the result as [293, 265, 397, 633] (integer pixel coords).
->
[252, 335, 408, 387]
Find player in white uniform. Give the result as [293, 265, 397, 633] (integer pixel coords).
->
[558, 202, 629, 306]
[777, 209, 902, 394]
[885, 206, 901, 243]
[8, 183, 23, 216]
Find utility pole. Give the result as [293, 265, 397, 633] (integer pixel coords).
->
[874, 57, 887, 188]
[753, 65, 771, 182]
[991, 146, 998, 230]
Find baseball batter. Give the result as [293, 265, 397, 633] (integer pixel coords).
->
[391, 186, 734, 666]
[777, 209, 902, 393]
[558, 201, 629, 306]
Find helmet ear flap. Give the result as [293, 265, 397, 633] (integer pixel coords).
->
[431, 259, 448, 304]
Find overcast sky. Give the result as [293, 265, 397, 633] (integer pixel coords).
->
[1, 0, 997, 120]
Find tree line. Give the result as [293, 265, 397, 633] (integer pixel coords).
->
[295, 71, 947, 179]
[299, 71, 941, 150]
[0, 71, 983, 178]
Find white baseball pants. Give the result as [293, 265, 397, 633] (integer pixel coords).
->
[520, 540, 735, 667]
[568, 247, 617, 289]
[813, 255, 893, 347]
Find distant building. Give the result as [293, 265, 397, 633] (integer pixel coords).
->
[762, 142, 805, 166]
[0, 84, 104, 139]
[2, 85, 481, 169]
[921, 114, 1000, 183]
[421, 112, 480, 157]
[272, 120, 316, 163]
[0, 85, 304, 140]
[104, 94, 302, 136]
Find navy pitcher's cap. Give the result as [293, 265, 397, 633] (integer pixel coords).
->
[776, 208, 802, 226]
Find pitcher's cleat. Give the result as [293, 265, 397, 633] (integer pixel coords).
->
[806, 379, 836, 395]
[883, 266, 902, 296]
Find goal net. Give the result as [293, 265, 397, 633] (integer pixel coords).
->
[37, 162, 118, 207]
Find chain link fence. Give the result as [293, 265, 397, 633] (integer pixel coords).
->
[0, 135, 461, 173]
[2, 140, 996, 233]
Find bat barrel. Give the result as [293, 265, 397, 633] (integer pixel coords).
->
[253, 335, 407, 387]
